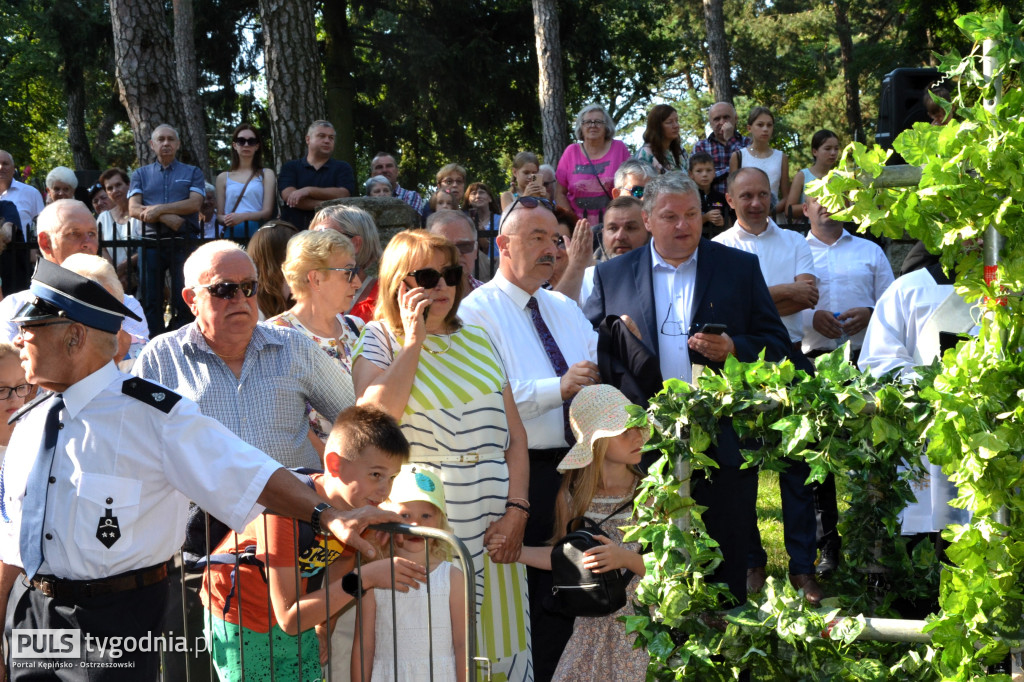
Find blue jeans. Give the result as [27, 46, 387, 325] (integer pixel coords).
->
[140, 238, 195, 335]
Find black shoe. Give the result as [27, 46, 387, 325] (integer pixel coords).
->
[816, 548, 839, 577]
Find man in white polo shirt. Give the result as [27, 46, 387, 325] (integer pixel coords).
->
[714, 167, 823, 604]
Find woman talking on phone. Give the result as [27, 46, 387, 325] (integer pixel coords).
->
[352, 230, 532, 681]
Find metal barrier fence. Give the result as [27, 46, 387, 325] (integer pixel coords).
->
[166, 515, 479, 682]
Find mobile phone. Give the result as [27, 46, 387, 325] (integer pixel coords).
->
[423, 304, 431, 320]
[698, 323, 727, 335]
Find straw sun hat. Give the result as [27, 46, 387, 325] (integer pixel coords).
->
[557, 384, 641, 472]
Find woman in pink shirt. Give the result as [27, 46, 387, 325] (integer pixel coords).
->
[555, 104, 630, 226]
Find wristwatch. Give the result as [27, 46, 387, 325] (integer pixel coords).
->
[311, 502, 333, 536]
[342, 570, 364, 597]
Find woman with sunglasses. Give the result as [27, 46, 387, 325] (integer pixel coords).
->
[353, 230, 532, 682]
[215, 123, 277, 239]
[268, 229, 363, 449]
[555, 103, 631, 227]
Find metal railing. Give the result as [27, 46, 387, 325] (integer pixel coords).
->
[167, 515, 479, 682]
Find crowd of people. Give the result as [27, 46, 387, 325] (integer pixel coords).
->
[0, 91, 968, 682]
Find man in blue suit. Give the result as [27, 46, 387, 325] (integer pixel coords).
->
[582, 172, 791, 605]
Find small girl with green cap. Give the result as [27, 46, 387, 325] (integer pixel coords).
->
[351, 465, 467, 682]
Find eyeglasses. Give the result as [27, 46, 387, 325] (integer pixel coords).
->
[628, 185, 645, 199]
[554, 236, 567, 251]
[234, 137, 259, 146]
[17, 320, 72, 336]
[582, 119, 605, 128]
[660, 303, 687, 337]
[498, 195, 556, 233]
[318, 265, 362, 283]
[440, 177, 465, 187]
[453, 241, 476, 255]
[195, 280, 259, 300]
[0, 383, 30, 400]
[407, 266, 463, 289]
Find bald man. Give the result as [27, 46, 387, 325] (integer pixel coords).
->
[692, 102, 751, 195]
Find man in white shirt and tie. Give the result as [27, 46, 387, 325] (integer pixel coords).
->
[460, 196, 598, 682]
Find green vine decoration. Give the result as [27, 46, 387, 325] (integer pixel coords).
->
[624, 10, 1024, 679]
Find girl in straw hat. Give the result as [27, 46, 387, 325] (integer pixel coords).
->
[489, 384, 650, 681]
[352, 465, 467, 682]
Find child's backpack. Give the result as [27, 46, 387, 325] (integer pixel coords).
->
[545, 498, 636, 617]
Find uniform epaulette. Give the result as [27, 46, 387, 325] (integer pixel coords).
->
[7, 391, 51, 425]
[121, 377, 182, 414]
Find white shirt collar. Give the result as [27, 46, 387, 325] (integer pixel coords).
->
[734, 217, 780, 239]
[806, 228, 852, 247]
[492, 271, 537, 311]
[650, 239, 699, 271]
[63, 361, 121, 419]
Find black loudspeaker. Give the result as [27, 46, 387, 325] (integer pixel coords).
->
[875, 67, 940, 165]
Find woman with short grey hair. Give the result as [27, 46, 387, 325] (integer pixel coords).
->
[555, 103, 630, 226]
[310, 203, 383, 321]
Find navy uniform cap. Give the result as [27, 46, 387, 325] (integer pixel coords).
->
[11, 259, 142, 334]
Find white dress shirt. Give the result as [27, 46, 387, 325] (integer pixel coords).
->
[651, 240, 698, 384]
[0, 179, 45, 238]
[713, 219, 815, 343]
[460, 271, 598, 449]
[801, 231, 895, 353]
[0, 362, 279, 579]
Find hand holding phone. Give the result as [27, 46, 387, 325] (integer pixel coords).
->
[697, 323, 727, 335]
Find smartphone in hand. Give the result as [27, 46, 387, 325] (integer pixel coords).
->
[697, 323, 727, 335]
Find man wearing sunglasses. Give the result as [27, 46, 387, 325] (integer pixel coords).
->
[0, 259, 401, 680]
[460, 196, 599, 681]
[134, 240, 354, 470]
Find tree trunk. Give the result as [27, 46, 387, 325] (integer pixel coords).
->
[532, 0, 568, 166]
[323, 0, 357, 167]
[172, 0, 210, 177]
[834, 0, 865, 143]
[702, 0, 732, 104]
[64, 57, 98, 170]
[109, 0, 187, 167]
[259, 0, 325, 173]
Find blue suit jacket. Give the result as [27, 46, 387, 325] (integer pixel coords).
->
[583, 239, 791, 466]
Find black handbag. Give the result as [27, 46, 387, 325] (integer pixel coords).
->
[545, 499, 636, 617]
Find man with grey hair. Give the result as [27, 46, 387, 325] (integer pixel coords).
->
[611, 159, 657, 200]
[134, 240, 354, 467]
[460, 198, 598, 681]
[279, 120, 356, 230]
[693, 102, 751, 195]
[426, 208, 489, 288]
[44, 166, 78, 204]
[539, 163, 557, 202]
[583, 171, 791, 610]
[128, 123, 206, 335]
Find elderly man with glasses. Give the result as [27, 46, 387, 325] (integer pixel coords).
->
[460, 196, 599, 682]
[132, 239, 357, 679]
[0, 259, 396, 681]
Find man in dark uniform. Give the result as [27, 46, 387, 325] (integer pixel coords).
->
[0, 259, 403, 680]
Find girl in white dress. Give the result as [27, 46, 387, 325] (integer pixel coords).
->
[729, 106, 790, 219]
[351, 466, 467, 682]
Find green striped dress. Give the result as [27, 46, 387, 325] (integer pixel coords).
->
[354, 322, 533, 682]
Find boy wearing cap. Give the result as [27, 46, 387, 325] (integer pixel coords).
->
[202, 406, 425, 682]
[0, 260, 404, 681]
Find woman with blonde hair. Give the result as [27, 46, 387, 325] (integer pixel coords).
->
[268, 229, 363, 444]
[0, 342, 31, 460]
[352, 230, 532, 681]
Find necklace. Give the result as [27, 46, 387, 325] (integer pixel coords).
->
[747, 146, 773, 159]
[214, 348, 247, 359]
[422, 333, 452, 356]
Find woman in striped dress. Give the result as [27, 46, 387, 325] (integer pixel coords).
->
[353, 230, 533, 682]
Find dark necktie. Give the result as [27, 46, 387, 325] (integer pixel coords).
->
[20, 394, 64, 579]
[526, 296, 575, 446]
